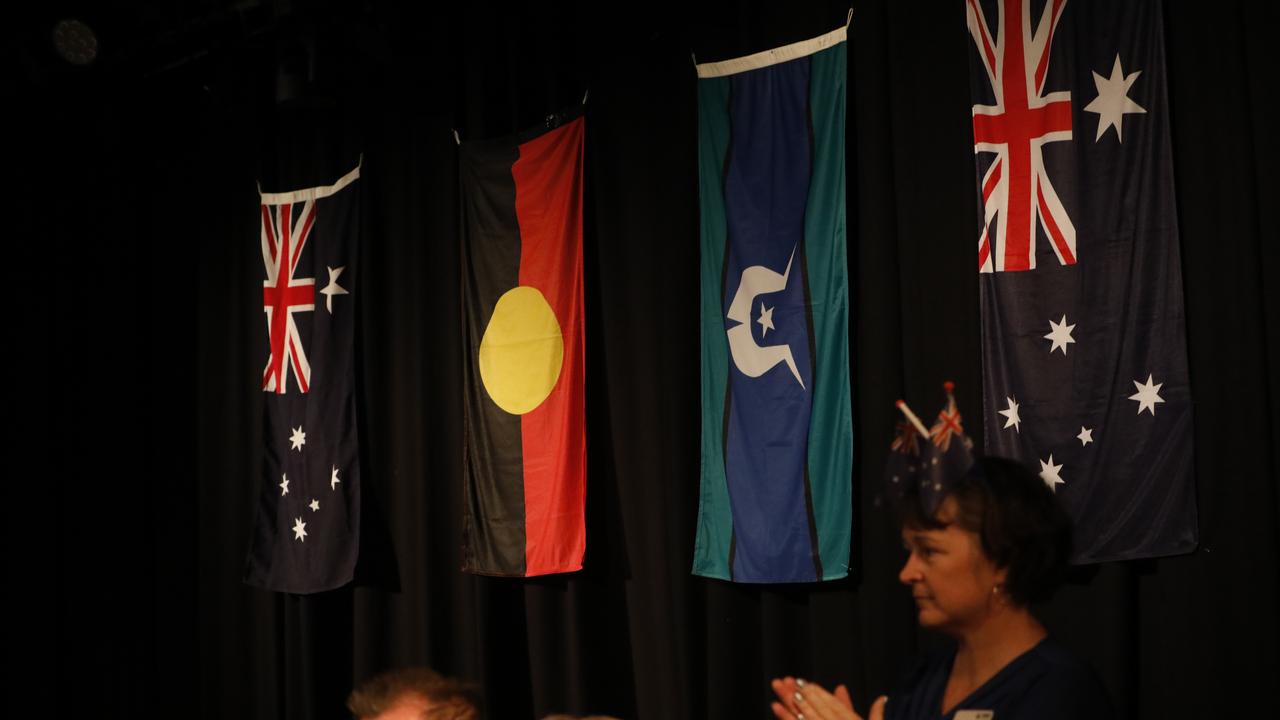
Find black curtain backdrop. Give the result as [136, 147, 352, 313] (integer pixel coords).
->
[17, 1, 1277, 718]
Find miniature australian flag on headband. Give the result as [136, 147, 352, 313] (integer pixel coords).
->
[884, 382, 975, 516]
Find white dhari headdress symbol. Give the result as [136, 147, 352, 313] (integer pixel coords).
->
[725, 246, 805, 389]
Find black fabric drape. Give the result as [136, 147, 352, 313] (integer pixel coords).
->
[20, 1, 1276, 718]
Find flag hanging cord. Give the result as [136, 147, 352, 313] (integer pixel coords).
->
[452, 129, 461, 146]
[846, 7, 853, 27]
[582, 89, 589, 105]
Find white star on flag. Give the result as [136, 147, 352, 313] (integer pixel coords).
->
[319, 265, 349, 314]
[757, 302, 775, 338]
[290, 426, 307, 451]
[309, 498, 320, 512]
[1077, 426, 1094, 446]
[330, 465, 341, 490]
[292, 517, 308, 542]
[279, 473, 290, 496]
[1129, 374, 1165, 415]
[1039, 455, 1065, 492]
[1044, 314, 1076, 354]
[999, 397, 1022, 432]
[1084, 54, 1147, 142]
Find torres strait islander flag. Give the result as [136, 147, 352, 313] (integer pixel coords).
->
[967, 0, 1196, 562]
[694, 26, 853, 583]
[244, 163, 362, 594]
[459, 108, 586, 576]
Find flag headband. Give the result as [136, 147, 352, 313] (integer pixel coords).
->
[883, 382, 976, 517]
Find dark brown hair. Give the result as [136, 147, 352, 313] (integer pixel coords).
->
[346, 667, 481, 719]
[902, 456, 1073, 605]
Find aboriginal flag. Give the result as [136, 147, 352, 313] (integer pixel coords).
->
[459, 109, 586, 576]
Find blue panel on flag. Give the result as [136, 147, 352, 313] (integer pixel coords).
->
[721, 58, 817, 582]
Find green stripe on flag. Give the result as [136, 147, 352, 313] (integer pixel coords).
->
[694, 74, 733, 579]
[804, 42, 853, 579]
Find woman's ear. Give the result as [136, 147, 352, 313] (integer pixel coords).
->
[992, 563, 1009, 587]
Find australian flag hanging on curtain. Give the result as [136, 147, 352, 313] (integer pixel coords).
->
[244, 164, 362, 593]
[694, 25, 853, 583]
[967, 0, 1196, 562]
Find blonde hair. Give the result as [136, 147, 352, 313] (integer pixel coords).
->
[347, 667, 481, 719]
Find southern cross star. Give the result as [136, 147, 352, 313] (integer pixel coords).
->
[1045, 314, 1076, 355]
[1039, 455, 1065, 492]
[999, 397, 1022, 432]
[1129, 374, 1165, 415]
[1077, 426, 1094, 446]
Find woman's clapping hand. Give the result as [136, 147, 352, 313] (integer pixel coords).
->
[769, 676, 886, 720]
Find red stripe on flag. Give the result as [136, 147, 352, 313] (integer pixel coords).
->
[511, 116, 587, 576]
[978, 159, 999, 270]
[983, 158, 1002, 203]
[1037, 180, 1075, 264]
[268, 204, 292, 392]
[1033, 0, 1066, 94]
[289, 336, 309, 393]
[999, 10, 1032, 272]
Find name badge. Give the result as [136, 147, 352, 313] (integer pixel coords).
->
[955, 712, 994, 720]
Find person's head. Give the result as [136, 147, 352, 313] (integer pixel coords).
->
[897, 456, 1071, 634]
[347, 667, 481, 720]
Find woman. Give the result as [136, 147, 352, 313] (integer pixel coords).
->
[771, 457, 1112, 720]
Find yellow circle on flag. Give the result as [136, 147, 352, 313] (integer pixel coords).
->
[479, 285, 564, 415]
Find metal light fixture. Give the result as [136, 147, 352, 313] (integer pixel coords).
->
[52, 18, 98, 66]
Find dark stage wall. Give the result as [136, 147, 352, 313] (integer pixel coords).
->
[17, 1, 1278, 718]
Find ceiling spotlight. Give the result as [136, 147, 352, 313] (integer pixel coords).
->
[52, 18, 99, 66]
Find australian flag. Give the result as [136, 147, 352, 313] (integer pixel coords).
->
[967, 0, 1196, 562]
[244, 164, 362, 593]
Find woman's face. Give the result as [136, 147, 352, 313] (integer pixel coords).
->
[898, 497, 1006, 635]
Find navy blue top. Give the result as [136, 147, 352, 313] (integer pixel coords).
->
[884, 638, 1113, 720]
